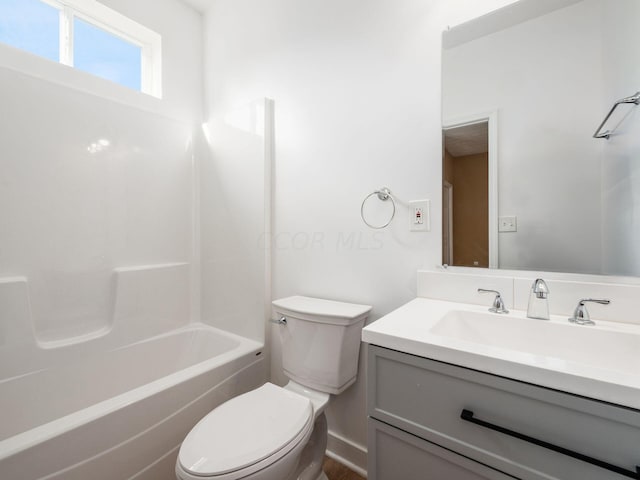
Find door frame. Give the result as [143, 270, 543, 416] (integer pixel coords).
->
[442, 181, 453, 266]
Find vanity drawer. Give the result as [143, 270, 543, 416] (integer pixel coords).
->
[368, 417, 514, 480]
[368, 345, 640, 480]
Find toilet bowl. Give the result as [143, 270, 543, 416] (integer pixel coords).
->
[176, 296, 371, 480]
[176, 382, 329, 480]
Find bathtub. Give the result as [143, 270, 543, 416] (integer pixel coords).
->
[0, 324, 266, 480]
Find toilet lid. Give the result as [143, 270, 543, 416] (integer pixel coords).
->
[179, 383, 313, 477]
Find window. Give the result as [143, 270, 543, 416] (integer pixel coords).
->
[0, 0, 60, 62]
[74, 17, 142, 91]
[0, 0, 161, 97]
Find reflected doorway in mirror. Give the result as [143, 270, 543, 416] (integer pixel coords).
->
[442, 111, 498, 269]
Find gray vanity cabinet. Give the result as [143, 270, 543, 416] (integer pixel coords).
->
[366, 345, 640, 480]
[369, 418, 514, 479]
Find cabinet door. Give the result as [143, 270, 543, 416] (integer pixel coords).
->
[368, 418, 516, 480]
[367, 345, 640, 480]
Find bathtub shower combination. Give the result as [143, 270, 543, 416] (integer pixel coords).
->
[0, 264, 266, 480]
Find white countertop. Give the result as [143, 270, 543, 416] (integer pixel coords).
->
[362, 298, 640, 411]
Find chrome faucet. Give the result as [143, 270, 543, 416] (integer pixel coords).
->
[527, 278, 549, 320]
[569, 298, 610, 326]
[478, 289, 509, 314]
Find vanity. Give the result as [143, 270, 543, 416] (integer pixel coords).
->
[362, 277, 640, 480]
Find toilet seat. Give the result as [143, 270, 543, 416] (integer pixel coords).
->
[178, 383, 314, 479]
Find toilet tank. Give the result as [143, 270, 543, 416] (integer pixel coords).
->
[272, 296, 372, 395]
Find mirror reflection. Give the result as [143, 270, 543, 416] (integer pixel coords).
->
[442, 0, 640, 276]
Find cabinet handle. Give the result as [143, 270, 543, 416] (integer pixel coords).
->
[461, 409, 640, 479]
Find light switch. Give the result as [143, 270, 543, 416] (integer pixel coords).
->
[499, 216, 517, 232]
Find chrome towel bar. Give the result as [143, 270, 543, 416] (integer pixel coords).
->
[593, 91, 640, 139]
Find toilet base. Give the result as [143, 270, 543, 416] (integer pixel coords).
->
[292, 412, 328, 480]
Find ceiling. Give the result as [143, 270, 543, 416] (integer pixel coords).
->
[180, 0, 211, 13]
[443, 122, 488, 157]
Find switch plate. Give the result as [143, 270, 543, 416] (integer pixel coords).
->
[499, 216, 517, 232]
[410, 200, 430, 232]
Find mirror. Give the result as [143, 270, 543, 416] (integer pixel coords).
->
[441, 0, 640, 276]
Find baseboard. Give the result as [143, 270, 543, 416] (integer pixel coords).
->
[326, 429, 368, 478]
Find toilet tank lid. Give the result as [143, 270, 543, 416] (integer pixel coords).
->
[272, 296, 372, 324]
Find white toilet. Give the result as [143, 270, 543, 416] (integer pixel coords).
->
[175, 296, 372, 480]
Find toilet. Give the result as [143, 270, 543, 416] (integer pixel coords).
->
[175, 296, 372, 480]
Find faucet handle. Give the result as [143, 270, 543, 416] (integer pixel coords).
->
[569, 298, 610, 326]
[478, 289, 509, 314]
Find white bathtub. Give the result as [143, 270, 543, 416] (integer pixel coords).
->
[0, 324, 266, 480]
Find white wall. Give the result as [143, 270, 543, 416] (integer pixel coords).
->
[202, 0, 518, 471]
[443, 0, 604, 274]
[0, 0, 203, 346]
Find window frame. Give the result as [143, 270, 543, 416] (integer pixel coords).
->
[37, 0, 162, 97]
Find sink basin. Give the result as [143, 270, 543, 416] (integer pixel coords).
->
[430, 310, 640, 376]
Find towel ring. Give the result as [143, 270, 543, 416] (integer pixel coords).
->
[361, 187, 396, 229]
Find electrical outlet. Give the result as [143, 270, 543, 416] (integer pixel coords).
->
[410, 200, 430, 232]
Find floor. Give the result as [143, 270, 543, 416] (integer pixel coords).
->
[323, 456, 366, 480]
